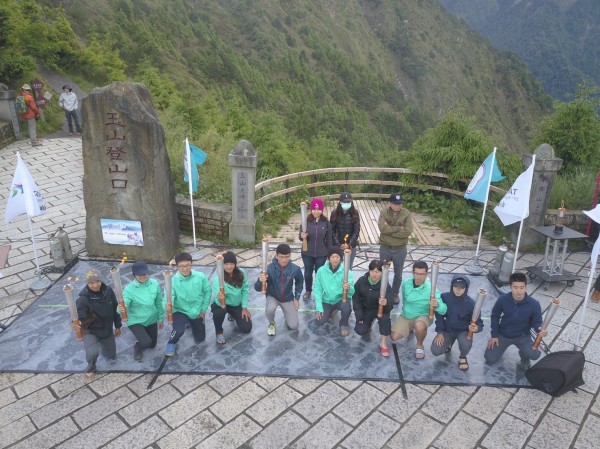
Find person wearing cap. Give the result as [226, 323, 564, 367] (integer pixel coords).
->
[299, 197, 332, 301]
[430, 275, 482, 370]
[378, 193, 413, 304]
[58, 84, 81, 135]
[255, 243, 304, 336]
[18, 84, 41, 147]
[165, 252, 211, 356]
[353, 259, 395, 356]
[121, 261, 164, 361]
[312, 246, 355, 335]
[330, 192, 361, 269]
[74, 268, 122, 377]
[211, 251, 252, 344]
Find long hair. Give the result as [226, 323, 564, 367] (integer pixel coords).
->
[224, 267, 245, 288]
[307, 212, 328, 222]
[330, 201, 359, 224]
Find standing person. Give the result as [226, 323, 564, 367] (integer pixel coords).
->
[121, 261, 164, 361]
[378, 193, 413, 304]
[353, 259, 394, 357]
[300, 197, 332, 301]
[430, 275, 483, 370]
[484, 272, 547, 368]
[165, 252, 211, 356]
[313, 246, 354, 336]
[255, 243, 304, 336]
[58, 84, 81, 135]
[211, 251, 252, 344]
[390, 261, 446, 359]
[17, 84, 41, 147]
[330, 192, 361, 269]
[73, 268, 122, 378]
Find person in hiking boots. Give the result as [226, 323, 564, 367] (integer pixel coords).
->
[330, 192, 360, 269]
[211, 251, 252, 344]
[353, 259, 394, 357]
[430, 275, 483, 371]
[165, 252, 211, 356]
[58, 84, 81, 135]
[73, 268, 122, 378]
[484, 272, 546, 369]
[18, 84, 41, 147]
[313, 246, 354, 336]
[255, 243, 304, 336]
[121, 261, 164, 361]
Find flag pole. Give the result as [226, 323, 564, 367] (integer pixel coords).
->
[511, 155, 536, 274]
[574, 270, 595, 350]
[27, 216, 50, 291]
[185, 137, 197, 247]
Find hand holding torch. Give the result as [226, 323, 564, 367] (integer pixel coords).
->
[342, 249, 351, 302]
[378, 261, 391, 318]
[110, 265, 127, 321]
[300, 202, 308, 252]
[216, 254, 226, 309]
[533, 298, 560, 350]
[64, 284, 83, 341]
[261, 238, 269, 294]
[429, 259, 440, 320]
[163, 268, 174, 325]
[467, 288, 487, 340]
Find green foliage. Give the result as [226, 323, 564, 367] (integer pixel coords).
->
[550, 167, 597, 210]
[78, 32, 127, 85]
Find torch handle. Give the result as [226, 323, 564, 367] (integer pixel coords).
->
[72, 320, 83, 341]
[119, 299, 128, 321]
[302, 237, 308, 252]
[219, 287, 226, 308]
[261, 271, 267, 294]
[532, 333, 544, 351]
[466, 320, 477, 341]
[342, 286, 348, 303]
[377, 302, 384, 319]
[166, 303, 173, 325]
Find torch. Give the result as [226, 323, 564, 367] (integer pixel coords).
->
[467, 288, 487, 340]
[64, 283, 83, 341]
[429, 259, 440, 320]
[342, 249, 351, 302]
[301, 202, 308, 252]
[261, 237, 269, 294]
[554, 201, 566, 235]
[163, 268, 174, 325]
[378, 261, 391, 318]
[110, 264, 127, 321]
[216, 254, 226, 309]
[532, 298, 560, 350]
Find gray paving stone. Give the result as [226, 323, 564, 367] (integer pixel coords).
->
[333, 379, 363, 392]
[195, 414, 261, 449]
[386, 411, 443, 449]
[420, 386, 470, 424]
[573, 414, 600, 449]
[341, 411, 401, 449]
[0, 387, 55, 428]
[292, 381, 349, 424]
[170, 374, 215, 394]
[0, 416, 36, 449]
[559, 321, 593, 346]
[157, 410, 222, 449]
[56, 414, 128, 449]
[209, 380, 267, 423]
[89, 372, 142, 396]
[208, 374, 249, 395]
[50, 374, 96, 398]
[583, 338, 600, 365]
[73, 386, 137, 429]
[592, 395, 600, 415]
[0, 387, 16, 408]
[246, 384, 303, 426]
[120, 383, 182, 426]
[104, 415, 171, 449]
[30, 386, 97, 428]
[367, 380, 399, 395]
[433, 411, 488, 449]
[333, 383, 387, 426]
[127, 374, 179, 397]
[504, 388, 552, 425]
[289, 413, 352, 449]
[159, 384, 221, 428]
[548, 388, 594, 424]
[378, 383, 432, 424]
[287, 378, 325, 394]
[249, 410, 310, 449]
[463, 387, 513, 424]
[481, 413, 533, 449]
[10, 416, 79, 449]
[527, 411, 578, 449]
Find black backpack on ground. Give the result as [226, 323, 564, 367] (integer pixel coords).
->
[525, 350, 585, 397]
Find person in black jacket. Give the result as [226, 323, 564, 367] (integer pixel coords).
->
[430, 275, 482, 370]
[330, 192, 361, 269]
[353, 260, 394, 357]
[73, 268, 122, 377]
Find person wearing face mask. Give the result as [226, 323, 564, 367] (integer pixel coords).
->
[121, 261, 165, 361]
[330, 192, 361, 269]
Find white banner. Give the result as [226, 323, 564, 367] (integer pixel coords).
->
[493, 156, 535, 226]
[4, 152, 46, 224]
[584, 205, 600, 272]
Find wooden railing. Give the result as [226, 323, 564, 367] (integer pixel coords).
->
[254, 167, 506, 214]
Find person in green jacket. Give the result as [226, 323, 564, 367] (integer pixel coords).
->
[211, 251, 252, 344]
[391, 260, 447, 359]
[121, 261, 164, 361]
[165, 252, 211, 356]
[313, 246, 355, 336]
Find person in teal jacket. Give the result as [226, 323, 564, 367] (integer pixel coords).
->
[313, 247, 355, 336]
[391, 260, 447, 359]
[121, 261, 164, 361]
[165, 252, 211, 356]
[211, 251, 252, 344]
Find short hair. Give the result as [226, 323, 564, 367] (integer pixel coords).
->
[413, 260, 428, 271]
[275, 243, 291, 255]
[509, 272, 527, 285]
[368, 259, 384, 271]
[175, 252, 192, 265]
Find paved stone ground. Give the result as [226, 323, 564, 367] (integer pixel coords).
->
[1, 138, 600, 448]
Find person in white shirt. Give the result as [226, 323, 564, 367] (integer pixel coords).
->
[58, 84, 81, 135]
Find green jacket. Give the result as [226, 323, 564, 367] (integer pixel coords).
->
[211, 268, 249, 308]
[172, 270, 211, 319]
[122, 277, 165, 326]
[401, 277, 446, 319]
[313, 262, 355, 313]
[378, 206, 413, 247]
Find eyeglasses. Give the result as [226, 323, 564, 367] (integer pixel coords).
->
[177, 264, 192, 269]
[413, 272, 427, 277]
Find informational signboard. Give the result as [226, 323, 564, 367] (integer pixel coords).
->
[100, 219, 144, 246]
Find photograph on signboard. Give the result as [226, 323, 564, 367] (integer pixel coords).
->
[100, 219, 144, 246]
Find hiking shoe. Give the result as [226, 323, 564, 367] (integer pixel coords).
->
[84, 361, 96, 379]
[519, 357, 531, 370]
[165, 342, 177, 356]
[133, 342, 142, 361]
[267, 322, 276, 336]
[303, 291, 311, 301]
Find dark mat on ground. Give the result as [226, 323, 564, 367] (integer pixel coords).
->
[0, 260, 541, 387]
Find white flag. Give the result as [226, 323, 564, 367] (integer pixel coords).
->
[584, 205, 600, 271]
[4, 152, 47, 224]
[493, 156, 535, 226]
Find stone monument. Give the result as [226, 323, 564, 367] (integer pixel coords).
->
[229, 140, 257, 242]
[81, 82, 179, 262]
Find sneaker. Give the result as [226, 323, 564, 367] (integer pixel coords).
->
[267, 322, 276, 336]
[519, 357, 531, 370]
[84, 361, 96, 379]
[303, 291, 311, 301]
[165, 342, 177, 356]
[133, 342, 142, 361]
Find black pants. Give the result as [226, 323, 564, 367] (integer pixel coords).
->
[128, 323, 158, 349]
[211, 303, 252, 335]
[354, 309, 391, 336]
[168, 312, 205, 344]
[65, 109, 81, 133]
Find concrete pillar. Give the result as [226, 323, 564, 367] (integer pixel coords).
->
[0, 88, 21, 138]
[228, 140, 257, 242]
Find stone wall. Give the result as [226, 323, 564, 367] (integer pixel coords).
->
[0, 122, 15, 148]
[176, 195, 232, 240]
[544, 210, 590, 232]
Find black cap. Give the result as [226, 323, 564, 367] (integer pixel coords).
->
[389, 193, 404, 204]
[132, 261, 149, 276]
[453, 278, 467, 289]
[328, 246, 344, 259]
[223, 251, 237, 265]
[339, 192, 352, 202]
[62, 84, 72, 90]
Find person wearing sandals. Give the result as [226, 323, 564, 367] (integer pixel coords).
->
[300, 197, 332, 301]
[390, 261, 446, 359]
[330, 192, 360, 269]
[211, 251, 252, 344]
[353, 259, 394, 357]
[430, 275, 482, 370]
[313, 246, 354, 336]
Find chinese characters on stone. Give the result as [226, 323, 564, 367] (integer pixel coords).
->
[105, 112, 128, 189]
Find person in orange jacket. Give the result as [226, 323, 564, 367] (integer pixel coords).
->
[19, 84, 41, 146]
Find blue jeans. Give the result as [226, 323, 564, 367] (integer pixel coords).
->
[65, 109, 81, 133]
[301, 254, 326, 293]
